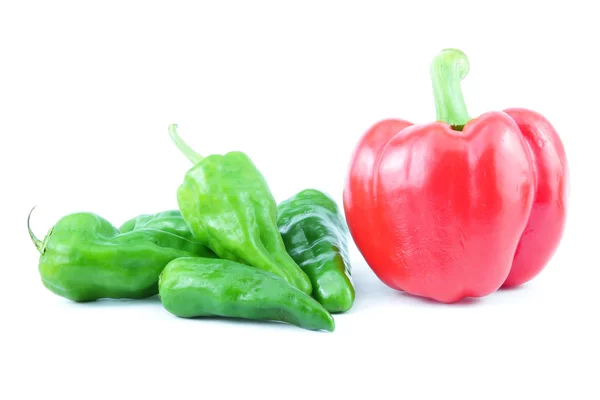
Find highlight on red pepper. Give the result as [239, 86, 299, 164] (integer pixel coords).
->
[343, 48, 569, 303]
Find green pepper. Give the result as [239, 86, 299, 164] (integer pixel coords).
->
[158, 257, 335, 332]
[169, 124, 312, 295]
[277, 189, 355, 313]
[119, 210, 193, 241]
[27, 208, 214, 302]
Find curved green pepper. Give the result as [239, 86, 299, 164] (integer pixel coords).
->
[158, 257, 335, 332]
[277, 189, 355, 313]
[28, 208, 214, 302]
[169, 124, 312, 295]
[119, 210, 194, 241]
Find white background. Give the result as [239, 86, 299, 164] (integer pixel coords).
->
[1, 1, 599, 399]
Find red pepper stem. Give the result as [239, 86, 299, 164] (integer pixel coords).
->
[430, 48, 471, 130]
[169, 124, 204, 164]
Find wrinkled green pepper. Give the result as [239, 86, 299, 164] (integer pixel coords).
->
[28, 208, 213, 302]
[277, 189, 355, 313]
[119, 209, 195, 241]
[169, 124, 312, 295]
[158, 257, 335, 332]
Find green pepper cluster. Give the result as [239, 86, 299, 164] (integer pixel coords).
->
[28, 124, 355, 332]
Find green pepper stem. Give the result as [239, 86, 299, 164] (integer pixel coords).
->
[27, 206, 43, 254]
[169, 124, 203, 164]
[430, 48, 471, 130]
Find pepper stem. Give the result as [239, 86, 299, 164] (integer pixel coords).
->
[169, 124, 203, 164]
[430, 48, 471, 130]
[27, 206, 44, 254]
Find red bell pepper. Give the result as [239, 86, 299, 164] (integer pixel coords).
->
[343, 49, 569, 303]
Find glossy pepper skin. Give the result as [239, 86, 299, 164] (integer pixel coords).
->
[168, 125, 312, 295]
[500, 108, 569, 287]
[344, 49, 567, 303]
[158, 257, 335, 332]
[119, 210, 196, 242]
[277, 189, 355, 313]
[28, 208, 214, 302]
